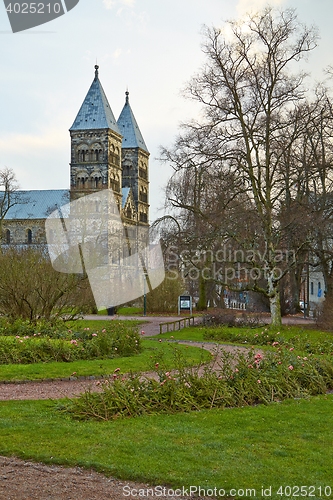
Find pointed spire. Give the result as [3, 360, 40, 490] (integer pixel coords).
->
[117, 91, 148, 152]
[70, 66, 120, 133]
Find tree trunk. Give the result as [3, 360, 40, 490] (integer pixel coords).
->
[267, 273, 282, 327]
[197, 274, 207, 311]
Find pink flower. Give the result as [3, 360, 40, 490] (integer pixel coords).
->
[141, 331, 145, 335]
[70, 339, 78, 345]
[288, 365, 294, 370]
[248, 364, 253, 369]
[289, 347, 294, 351]
[92, 333, 97, 337]
[257, 379, 261, 384]
[102, 329, 106, 333]
[114, 368, 120, 373]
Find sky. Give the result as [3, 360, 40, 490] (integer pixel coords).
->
[0, 0, 332, 221]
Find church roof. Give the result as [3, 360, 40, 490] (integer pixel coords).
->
[117, 91, 148, 152]
[4, 189, 133, 219]
[4, 190, 69, 220]
[70, 66, 120, 134]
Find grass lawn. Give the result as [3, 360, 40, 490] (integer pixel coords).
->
[0, 395, 332, 498]
[157, 324, 333, 344]
[0, 340, 210, 382]
[2, 319, 333, 498]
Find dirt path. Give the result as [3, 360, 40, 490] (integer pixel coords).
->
[0, 455, 204, 500]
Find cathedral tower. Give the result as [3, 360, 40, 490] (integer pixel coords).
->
[69, 66, 123, 208]
[117, 91, 149, 225]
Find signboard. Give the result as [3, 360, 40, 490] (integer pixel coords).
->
[178, 295, 192, 315]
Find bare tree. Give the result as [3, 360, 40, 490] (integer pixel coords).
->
[0, 167, 20, 246]
[298, 88, 333, 301]
[0, 247, 95, 322]
[162, 7, 318, 326]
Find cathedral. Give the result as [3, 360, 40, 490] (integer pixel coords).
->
[2, 65, 149, 246]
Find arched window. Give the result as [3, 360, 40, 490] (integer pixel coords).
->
[139, 187, 148, 203]
[27, 229, 32, 244]
[139, 212, 148, 223]
[123, 165, 130, 176]
[5, 229, 10, 244]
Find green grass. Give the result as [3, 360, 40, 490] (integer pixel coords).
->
[158, 327, 206, 342]
[0, 340, 210, 381]
[158, 324, 333, 343]
[1, 321, 333, 497]
[97, 307, 142, 316]
[0, 396, 332, 498]
[116, 306, 143, 316]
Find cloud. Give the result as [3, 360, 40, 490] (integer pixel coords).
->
[0, 129, 65, 156]
[236, 0, 286, 16]
[102, 0, 147, 33]
[103, 0, 135, 9]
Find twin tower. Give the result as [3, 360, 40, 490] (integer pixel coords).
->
[69, 65, 149, 226]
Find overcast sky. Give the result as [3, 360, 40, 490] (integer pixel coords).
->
[0, 0, 332, 221]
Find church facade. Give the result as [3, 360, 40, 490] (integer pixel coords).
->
[2, 65, 149, 246]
